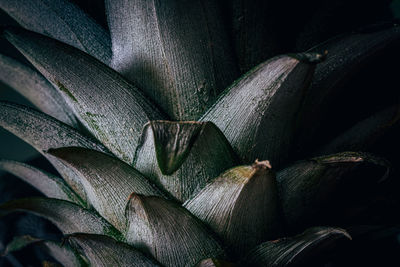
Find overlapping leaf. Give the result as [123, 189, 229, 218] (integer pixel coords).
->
[0, 54, 76, 127]
[106, 0, 238, 120]
[4, 28, 165, 164]
[0, 0, 111, 64]
[134, 121, 238, 202]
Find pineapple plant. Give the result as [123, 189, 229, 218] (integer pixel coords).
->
[0, 0, 400, 266]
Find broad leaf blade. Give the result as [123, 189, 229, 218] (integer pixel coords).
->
[0, 101, 108, 203]
[184, 160, 282, 257]
[244, 227, 351, 267]
[67, 233, 160, 267]
[0, 159, 84, 206]
[277, 152, 390, 230]
[0, 0, 112, 64]
[201, 54, 318, 167]
[0, 197, 122, 240]
[106, 0, 238, 120]
[0, 54, 77, 127]
[134, 121, 238, 202]
[48, 147, 163, 233]
[4, 28, 165, 164]
[125, 194, 224, 267]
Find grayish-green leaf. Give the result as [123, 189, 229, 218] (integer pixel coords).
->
[244, 227, 351, 267]
[0, 159, 84, 206]
[0, 0, 111, 64]
[0, 101, 108, 203]
[125, 194, 224, 267]
[106, 0, 238, 120]
[48, 147, 163, 233]
[296, 24, 400, 147]
[196, 258, 235, 267]
[0, 54, 76, 127]
[200, 54, 318, 167]
[67, 233, 159, 267]
[317, 106, 400, 155]
[277, 152, 390, 229]
[134, 121, 238, 202]
[4, 28, 165, 164]
[0, 197, 122, 240]
[184, 160, 282, 257]
[2, 235, 41, 255]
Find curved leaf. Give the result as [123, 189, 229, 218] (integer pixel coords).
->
[0, 54, 76, 127]
[125, 194, 224, 267]
[134, 121, 238, 202]
[0, 102, 108, 202]
[244, 227, 351, 267]
[296, 24, 400, 147]
[316, 106, 400, 155]
[0, 197, 122, 240]
[4, 28, 165, 164]
[200, 54, 319, 167]
[47, 147, 163, 233]
[105, 0, 238, 120]
[277, 152, 390, 230]
[0, 0, 111, 64]
[184, 160, 282, 257]
[0, 159, 84, 206]
[67, 233, 159, 267]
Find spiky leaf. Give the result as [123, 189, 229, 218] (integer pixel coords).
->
[106, 0, 238, 120]
[0, 0, 111, 64]
[48, 147, 163, 233]
[185, 160, 282, 257]
[3, 28, 165, 163]
[0, 160, 84, 206]
[243, 227, 351, 267]
[125, 194, 224, 267]
[134, 121, 238, 202]
[0, 54, 76, 127]
[200, 54, 318, 167]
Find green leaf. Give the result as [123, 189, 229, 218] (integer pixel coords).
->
[134, 121, 238, 202]
[243, 227, 351, 267]
[47, 147, 163, 233]
[105, 0, 238, 120]
[316, 106, 400, 155]
[0, 102, 108, 203]
[2, 235, 41, 255]
[67, 233, 160, 267]
[184, 160, 282, 257]
[0, 0, 111, 65]
[0, 159, 84, 206]
[3, 28, 165, 164]
[296, 24, 400, 147]
[277, 152, 390, 230]
[125, 194, 225, 267]
[200, 54, 319, 167]
[0, 54, 77, 127]
[0, 197, 122, 240]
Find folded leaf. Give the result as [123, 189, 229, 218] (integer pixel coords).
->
[125, 194, 224, 267]
[0, 54, 76, 127]
[243, 227, 351, 267]
[0, 0, 111, 64]
[67, 233, 160, 267]
[0, 102, 108, 202]
[277, 152, 390, 230]
[0, 159, 84, 206]
[200, 54, 319, 167]
[316, 106, 400, 155]
[296, 24, 400, 148]
[0, 197, 122, 240]
[4, 28, 165, 164]
[134, 121, 238, 202]
[184, 160, 282, 257]
[48, 147, 163, 233]
[105, 0, 238, 120]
